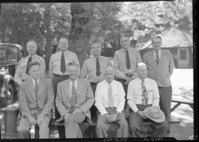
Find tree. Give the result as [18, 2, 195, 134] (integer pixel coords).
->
[68, 3, 94, 67]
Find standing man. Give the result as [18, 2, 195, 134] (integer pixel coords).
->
[18, 61, 54, 139]
[143, 36, 174, 137]
[127, 63, 168, 137]
[113, 33, 143, 94]
[55, 62, 94, 138]
[14, 39, 46, 86]
[49, 37, 79, 138]
[80, 42, 112, 118]
[95, 66, 128, 138]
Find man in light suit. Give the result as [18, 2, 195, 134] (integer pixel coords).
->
[143, 35, 174, 137]
[17, 61, 54, 139]
[55, 62, 94, 138]
[95, 66, 128, 138]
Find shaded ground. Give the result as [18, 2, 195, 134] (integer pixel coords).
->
[0, 69, 194, 140]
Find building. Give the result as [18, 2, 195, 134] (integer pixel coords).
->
[139, 27, 193, 68]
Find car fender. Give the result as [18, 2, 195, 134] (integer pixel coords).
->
[2, 74, 17, 92]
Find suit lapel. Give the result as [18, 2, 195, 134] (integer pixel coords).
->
[150, 51, 156, 65]
[64, 80, 71, 100]
[27, 78, 36, 100]
[37, 78, 45, 99]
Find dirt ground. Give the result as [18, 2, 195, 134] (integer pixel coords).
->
[0, 69, 194, 140]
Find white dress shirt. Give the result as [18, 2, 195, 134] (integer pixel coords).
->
[153, 50, 161, 59]
[69, 79, 77, 99]
[32, 78, 40, 88]
[95, 80, 125, 115]
[127, 77, 160, 113]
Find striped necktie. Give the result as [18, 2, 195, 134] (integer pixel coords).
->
[156, 51, 160, 65]
[71, 82, 77, 107]
[35, 80, 39, 99]
[108, 84, 114, 107]
[142, 80, 148, 105]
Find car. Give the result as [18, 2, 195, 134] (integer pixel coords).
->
[0, 43, 23, 107]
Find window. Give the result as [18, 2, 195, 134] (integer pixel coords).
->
[180, 50, 187, 60]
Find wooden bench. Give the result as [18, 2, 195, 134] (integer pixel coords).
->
[171, 97, 193, 112]
[0, 102, 19, 134]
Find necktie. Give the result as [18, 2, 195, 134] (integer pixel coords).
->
[96, 57, 101, 76]
[35, 80, 39, 99]
[71, 82, 77, 107]
[142, 80, 148, 105]
[25, 56, 32, 74]
[60, 53, 66, 73]
[156, 52, 160, 65]
[126, 50, 131, 69]
[108, 84, 114, 107]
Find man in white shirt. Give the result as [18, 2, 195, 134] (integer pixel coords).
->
[95, 66, 128, 138]
[127, 63, 168, 137]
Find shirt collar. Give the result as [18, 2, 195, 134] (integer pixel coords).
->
[32, 78, 40, 85]
[28, 54, 37, 59]
[137, 77, 146, 83]
[70, 79, 77, 85]
[153, 50, 161, 54]
[105, 80, 114, 86]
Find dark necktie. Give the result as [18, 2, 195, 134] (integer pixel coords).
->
[142, 80, 148, 105]
[156, 52, 160, 65]
[108, 84, 114, 107]
[25, 56, 32, 74]
[126, 50, 131, 69]
[71, 82, 77, 107]
[96, 57, 101, 76]
[60, 53, 66, 73]
[35, 80, 39, 99]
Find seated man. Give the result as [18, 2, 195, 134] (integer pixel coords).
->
[55, 62, 94, 138]
[127, 63, 168, 137]
[95, 66, 128, 138]
[18, 61, 54, 139]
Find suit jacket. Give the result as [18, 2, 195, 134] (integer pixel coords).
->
[143, 50, 174, 87]
[19, 77, 54, 118]
[14, 55, 46, 85]
[55, 78, 94, 123]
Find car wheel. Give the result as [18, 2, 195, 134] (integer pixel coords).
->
[6, 84, 14, 105]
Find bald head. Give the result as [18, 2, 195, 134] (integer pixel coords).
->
[104, 66, 115, 83]
[137, 63, 147, 80]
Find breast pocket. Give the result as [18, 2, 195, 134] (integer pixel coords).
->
[147, 90, 154, 101]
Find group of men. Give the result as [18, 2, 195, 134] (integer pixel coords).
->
[14, 33, 174, 139]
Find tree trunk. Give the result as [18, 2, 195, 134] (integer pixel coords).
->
[68, 3, 94, 68]
[44, 3, 52, 71]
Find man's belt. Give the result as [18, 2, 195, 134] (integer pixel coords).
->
[53, 73, 69, 78]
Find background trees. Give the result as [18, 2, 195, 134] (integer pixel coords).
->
[0, 0, 193, 69]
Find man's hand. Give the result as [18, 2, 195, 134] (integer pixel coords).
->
[104, 113, 111, 122]
[37, 113, 45, 125]
[64, 113, 71, 122]
[27, 115, 37, 126]
[72, 108, 83, 114]
[110, 113, 118, 122]
[136, 110, 147, 119]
